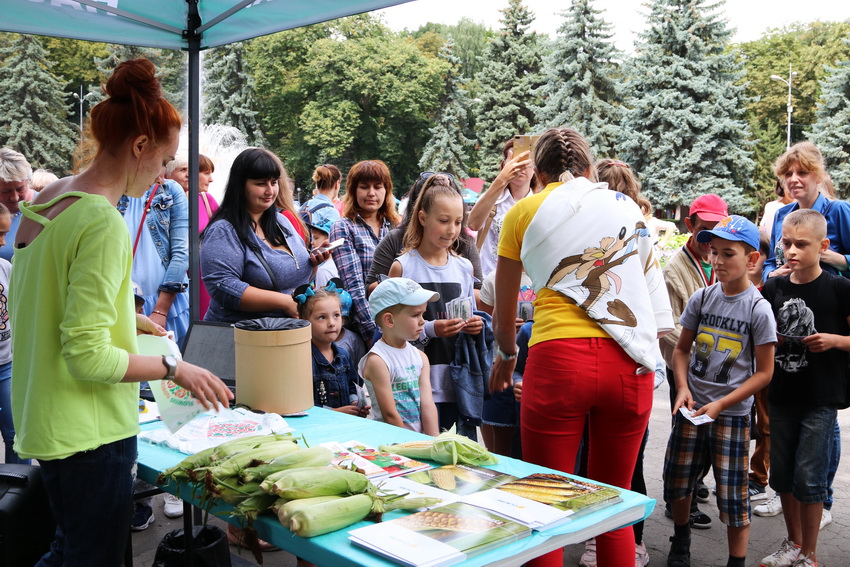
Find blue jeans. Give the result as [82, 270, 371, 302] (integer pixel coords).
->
[36, 436, 137, 567]
[0, 363, 30, 464]
[825, 419, 840, 510]
[769, 402, 836, 504]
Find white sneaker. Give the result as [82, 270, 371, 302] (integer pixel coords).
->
[579, 538, 597, 567]
[759, 538, 800, 567]
[819, 508, 832, 530]
[163, 493, 184, 518]
[791, 553, 818, 567]
[754, 494, 783, 517]
[635, 541, 650, 567]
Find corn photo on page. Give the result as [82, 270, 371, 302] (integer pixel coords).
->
[402, 464, 518, 495]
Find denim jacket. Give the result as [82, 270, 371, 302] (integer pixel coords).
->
[450, 310, 494, 426]
[311, 343, 358, 409]
[117, 179, 189, 293]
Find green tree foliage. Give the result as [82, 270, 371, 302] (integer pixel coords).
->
[0, 34, 76, 172]
[807, 35, 850, 197]
[419, 38, 476, 179]
[473, 0, 544, 180]
[619, 0, 754, 212]
[203, 42, 266, 146]
[738, 22, 850, 145]
[91, 44, 186, 110]
[414, 18, 495, 79]
[298, 32, 448, 191]
[535, 0, 623, 158]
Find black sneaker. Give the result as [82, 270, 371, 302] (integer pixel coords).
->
[689, 509, 711, 529]
[131, 502, 154, 531]
[696, 482, 710, 503]
[667, 535, 691, 567]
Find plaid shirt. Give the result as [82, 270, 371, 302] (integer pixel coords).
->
[329, 215, 393, 341]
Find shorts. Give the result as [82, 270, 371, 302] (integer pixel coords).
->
[481, 386, 518, 427]
[663, 412, 750, 527]
[769, 402, 836, 503]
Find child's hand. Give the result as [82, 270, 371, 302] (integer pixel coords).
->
[691, 401, 722, 420]
[803, 332, 839, 353]
[435, 318, 465, 337]
[490, 355, 516, 394]
[461, 315, 483, 335]
[334, 404, 368, 417]
[513, 380, 522, 403]
[672, 388, 694, 415]
[136, 313, 167, 336]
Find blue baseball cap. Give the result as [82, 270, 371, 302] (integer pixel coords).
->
[697, 215, 760, 251]
[369, 277, 439, 321]
[305, 205, 340, 236]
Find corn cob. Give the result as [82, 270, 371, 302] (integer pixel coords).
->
[428, 467, 457, 491]
[288, 494, 374, 537]
[277, 495, 345, 525]
[269, 466, 372, 499]
[451, 465, 485, 485]
[243, 446, 333, 484]
[203, 441, 301, 479]
[209, 433, 296, 462]
[157, 445, 219, 484]
[233, 493, 279, 522]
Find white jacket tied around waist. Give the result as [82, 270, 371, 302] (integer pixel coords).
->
[519, 177, 674, 369]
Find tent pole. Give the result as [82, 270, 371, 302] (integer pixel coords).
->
[187, 0, 202, 324]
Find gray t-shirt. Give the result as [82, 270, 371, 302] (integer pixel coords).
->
[680, 283, 776, 416]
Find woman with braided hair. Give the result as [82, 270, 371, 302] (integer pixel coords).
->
[490, 127, 673, 567]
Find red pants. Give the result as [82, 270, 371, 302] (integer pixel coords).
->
[521, 338, 653, 567]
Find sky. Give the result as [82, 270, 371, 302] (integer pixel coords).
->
[377, 0, 850, 53]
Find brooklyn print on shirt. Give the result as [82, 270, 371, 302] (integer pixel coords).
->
[776, 297, 817, 373]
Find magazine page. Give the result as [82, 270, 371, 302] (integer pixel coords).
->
[399, 464, 518, 496]
[340, 440, 431, 477]
[320, 441, 389, 479]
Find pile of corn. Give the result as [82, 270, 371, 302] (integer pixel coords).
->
[157, 434, 440, 544]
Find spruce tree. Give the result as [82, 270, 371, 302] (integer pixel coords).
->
[203, 42, 266, 147]
[619, 0, 755, 212]
[0, 34, 76, 172]
[535, 0, 623, 158]
[807, 36, 850, 197]
[419, 38, 476, 179]
[473, 0, 544, 179]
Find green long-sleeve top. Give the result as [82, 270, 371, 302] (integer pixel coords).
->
[11, 192, 138, 460]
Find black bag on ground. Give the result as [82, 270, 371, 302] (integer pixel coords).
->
[0, 464, 56, 567]
[152, 525, 231, 567]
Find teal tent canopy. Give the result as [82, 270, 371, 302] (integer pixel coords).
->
[3, 0, 411, 49]
[0, 0, 413, 321]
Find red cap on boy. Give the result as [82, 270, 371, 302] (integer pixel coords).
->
[689, 194, 728, 222]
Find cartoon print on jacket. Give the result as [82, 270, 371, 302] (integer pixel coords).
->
[545, 222, 647, 327]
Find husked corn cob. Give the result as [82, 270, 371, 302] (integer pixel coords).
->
[396, 509, 495, 532]
[288, 494, 373, 537]
[269, 466, 372, 499]
[277, 495, 344, 525]
[428, 467, 457, 491]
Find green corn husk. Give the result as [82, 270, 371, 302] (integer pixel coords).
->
[209, 433, 296, 462]
[157, 445, 219, 484]
[203, 441, 301, 479]
[380, 426, 497, 466]
[276, 495, 345, 525]
[269, 466, 372, 499]
[288, 494, 374, 537]
[232, 492, 279, 522]
[243, 446, 333, 484]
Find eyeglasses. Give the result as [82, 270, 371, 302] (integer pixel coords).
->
[419, 171, 455, 184]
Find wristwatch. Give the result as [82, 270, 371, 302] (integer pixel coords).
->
[161, 354, 178, 380]
[494, 345, 517, 361]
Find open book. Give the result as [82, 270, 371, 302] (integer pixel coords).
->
[349, 501, 531, 567]
[462, 473, 622, 531]
[322, 440, 431, 479]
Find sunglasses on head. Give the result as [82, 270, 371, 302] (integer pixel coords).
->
[418, 171, 455, 184]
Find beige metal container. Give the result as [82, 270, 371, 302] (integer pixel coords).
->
[234, 322, 313, 414]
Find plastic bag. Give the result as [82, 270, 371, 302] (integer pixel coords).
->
[138, 334, 206, 433]
[152, 525, 231, 567]
[233, 317, 308, 331]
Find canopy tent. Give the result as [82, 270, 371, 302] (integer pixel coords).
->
[0, 0, 412, 320]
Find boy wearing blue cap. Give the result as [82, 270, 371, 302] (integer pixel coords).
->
[305, 211, 340, 288]
[663, 215, 777, 567]
[359, 277, 439, 436]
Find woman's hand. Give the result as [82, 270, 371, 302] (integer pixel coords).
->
[173, 361, 233, 411]
[821, 249, 849, 271]
[148, 310, 167, 330]
[136, 313, 167, 336]
[309, 247, 331, 267]
[489, 353, 516, 394]
[493, 150, 532, 186]
[434, 318, 465, 338]
[461, 315, 483, 335]
[768, 264, 792, 278]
